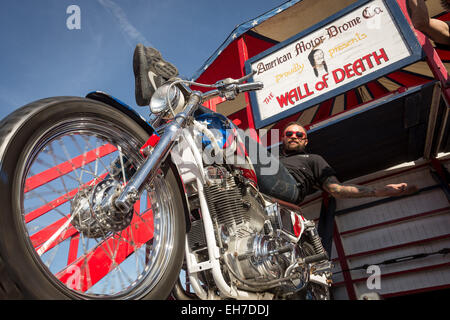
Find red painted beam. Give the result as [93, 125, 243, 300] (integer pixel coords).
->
[237, 37, 257, 137]
[55, 208, 154, 292]
[333, 262, 450, 287]
[340, 206, 450, 236]
[67, 234, 80, 265]
[31, 195, 147, 256]
[333, 221, 357, 300]
[25, 173, 108, 224]
[381, 283, 450, 299]
[31, 215, 79, 254]
[25, 144, 117, 193]
[344, 234, 450, 260]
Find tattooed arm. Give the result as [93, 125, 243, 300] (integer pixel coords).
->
[322, 176, 418, 199]
[407, 0, 450, 45]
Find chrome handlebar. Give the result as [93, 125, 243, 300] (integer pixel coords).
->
[114, 71, 263, 213]
[169, 69, 263, 103]
[201, 69, 263, 101]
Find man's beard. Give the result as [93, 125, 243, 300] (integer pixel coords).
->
[284, 141, 305, 153]
[441, 0, 450, 11]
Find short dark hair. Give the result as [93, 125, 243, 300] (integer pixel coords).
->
[283, 121, 307, 133]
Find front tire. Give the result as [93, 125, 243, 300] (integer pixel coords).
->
[0, 97, 186, 299]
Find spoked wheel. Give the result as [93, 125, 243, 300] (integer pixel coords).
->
[0, 98, 185, 299]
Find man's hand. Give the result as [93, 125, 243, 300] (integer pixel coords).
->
[375, 183, 419, 197]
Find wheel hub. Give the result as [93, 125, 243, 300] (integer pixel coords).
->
[70, 179, 134, 238]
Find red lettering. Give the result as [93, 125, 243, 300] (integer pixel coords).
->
[362, 54, 374, 69]
[304, 83, 314, 97]
[353, 59, 365, 76]
[373, 48, 389, 65]
[288, 88, 299, 105]
[328, 48, 388, 86]
[343, 63, 355, 79]
[276, 83, 315, 108]
[297, 83, 314, 99]
[333, 68, 346, 84]
[276, 92, 290, 108]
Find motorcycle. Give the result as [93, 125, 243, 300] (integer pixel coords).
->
[0, 65, 332, 299]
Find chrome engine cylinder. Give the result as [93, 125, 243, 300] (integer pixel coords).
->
[204, 171, 248, 227]
[199, 166, 306, 292]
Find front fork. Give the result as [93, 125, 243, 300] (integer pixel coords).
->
[114, 93, 201, 213]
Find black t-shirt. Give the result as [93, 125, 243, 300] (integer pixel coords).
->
[279, 150, 336, 200]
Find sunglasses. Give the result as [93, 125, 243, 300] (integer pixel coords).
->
[285, 131, 305, 138]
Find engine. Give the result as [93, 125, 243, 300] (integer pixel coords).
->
[187, 166, 309, 294]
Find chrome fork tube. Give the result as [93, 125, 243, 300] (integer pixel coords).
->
[115, 93, 201, 213]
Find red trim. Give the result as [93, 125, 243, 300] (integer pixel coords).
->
[227, 108, 250, 130]
[30, 215, 78, 253]
[366, 81, 390, 97]
[382, 283, 450, 299]
[26, 191, 77, 224]
[237, 37, 257, 138]
[333, 262, 450, 287]
[202, 96, 225, 112]
[323, 191, 357, 300]
[25, 173, 108, 224]
[333, 221, 357, 299]
[56, 208, 154, 292]
[436, 12, 450, 21]
[140, 134, 160, 157]
[435, 48, 450, 62]
[312, 98, 334, 123]
[30, 190, 150, 264]
[343, 234, 450, 260]
[345, 89, 360, 110]
[25, 144, 117, 193]
[67, 234, 80, 265]
[244, 33, 277, 60]
[339, 206, 450, 236]
[385, 70, 432, 88]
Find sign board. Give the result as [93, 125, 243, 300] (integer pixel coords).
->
[245, 0, 423, 129]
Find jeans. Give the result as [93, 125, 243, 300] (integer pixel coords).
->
[317, 196, 336, 257]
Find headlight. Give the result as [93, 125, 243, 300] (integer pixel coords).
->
[149, 82, 184, 114]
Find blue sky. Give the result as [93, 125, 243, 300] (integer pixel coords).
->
[0, 0, 284, 121]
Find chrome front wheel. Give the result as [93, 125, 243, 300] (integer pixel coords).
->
[0, 98, 186, 299]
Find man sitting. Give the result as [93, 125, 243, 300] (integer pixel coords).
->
[278, 122, 418, 255]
